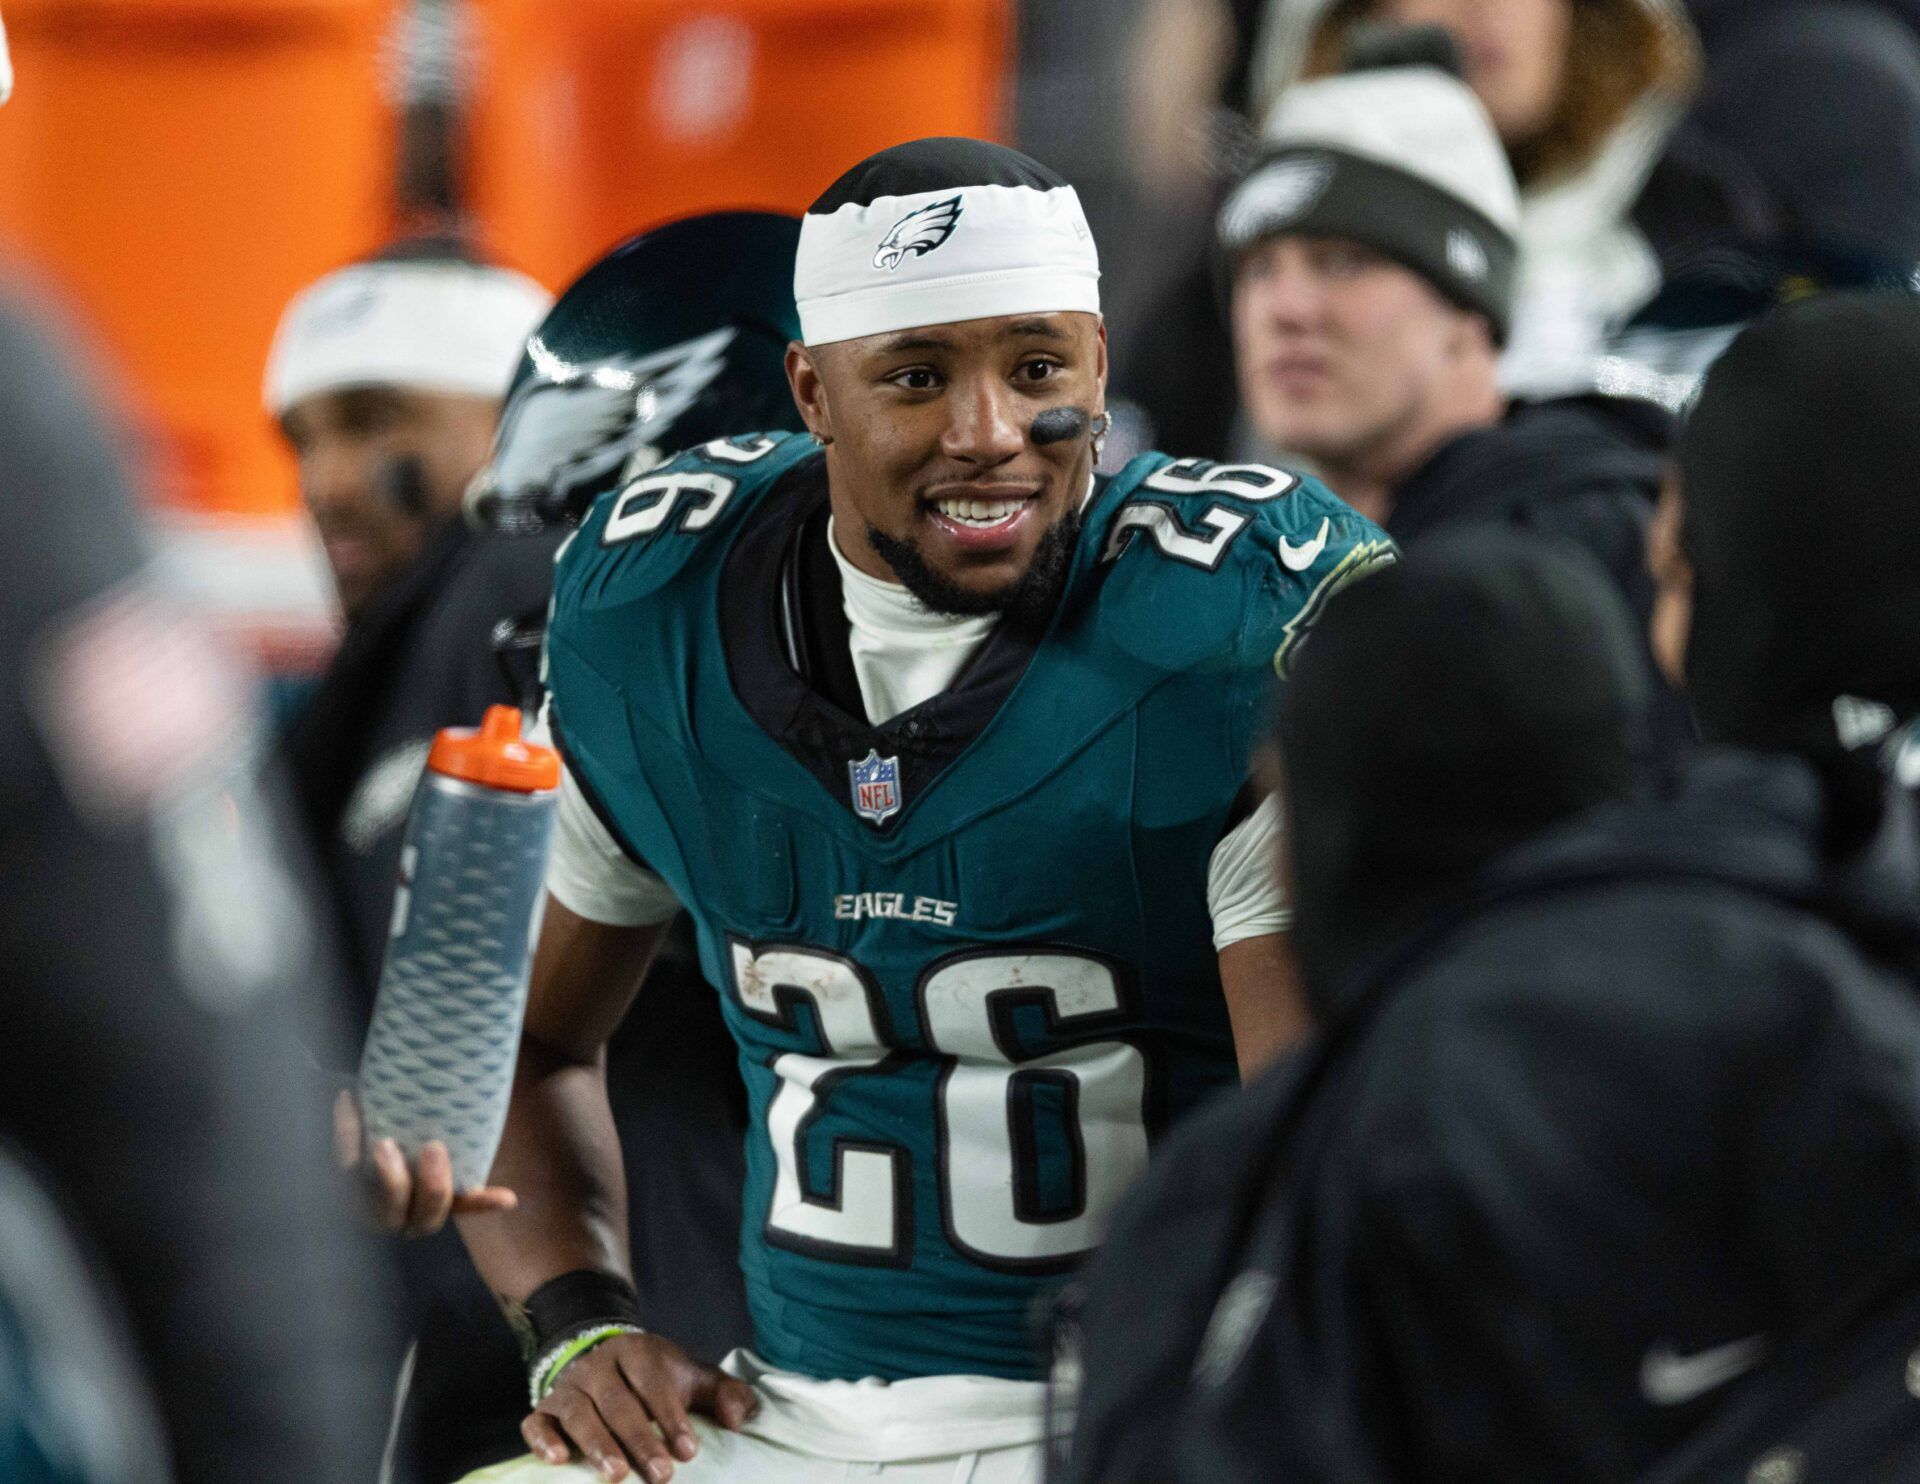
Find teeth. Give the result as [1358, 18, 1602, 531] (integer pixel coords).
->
[935, 498, 1023, 527]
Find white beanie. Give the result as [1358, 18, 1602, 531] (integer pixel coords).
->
[263, 258, 552, 415]
[1220, 66, 1521, 335]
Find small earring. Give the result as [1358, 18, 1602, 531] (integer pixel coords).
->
[1091, 410, 1112, 461]
[811, 430, 834, 448]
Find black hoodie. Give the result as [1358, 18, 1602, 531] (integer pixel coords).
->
[1056, 750, 1920, 1484]
[1387, 394, 1674, 626]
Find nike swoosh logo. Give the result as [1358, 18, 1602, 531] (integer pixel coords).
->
[1278, 518, 1330, 572]
[1639, 1335, 1767, 1406]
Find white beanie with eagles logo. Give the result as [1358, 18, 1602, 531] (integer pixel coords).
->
[794, 137, 1101, 347]
[1219, 60, 1521, 338]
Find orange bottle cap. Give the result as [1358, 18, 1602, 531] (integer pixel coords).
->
[426, 705, 560, 793]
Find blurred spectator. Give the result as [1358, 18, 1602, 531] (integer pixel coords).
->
[1618, 4, 1920, 402]
[1218, 57, 1671, 619]
[1253, 0, 1699, 398]
[1658, 292, 1920, 818]
[1056, 529, 1920, 1484]
[266, 238, 553, 1014]
[263, 238, 554, 1480]
[0, 285, 400, 1480]
[0, 1143, 174, 1484]
[360, 215, 802, 1481]
[1, 1144, 172, 1483]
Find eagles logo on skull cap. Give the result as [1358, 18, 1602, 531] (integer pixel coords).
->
[795, 137, 1100, 347]
[873, 195, 964, 272]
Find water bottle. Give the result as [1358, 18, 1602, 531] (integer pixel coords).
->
[357, 705, 560, 1191]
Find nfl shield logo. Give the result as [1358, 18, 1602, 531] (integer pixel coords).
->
[848, 749, 902, 825]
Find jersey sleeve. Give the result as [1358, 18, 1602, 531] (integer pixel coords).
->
[1089, 453, 1397, 679]
[545, 765, 682, 927]
[1206, 793, 1291, 950]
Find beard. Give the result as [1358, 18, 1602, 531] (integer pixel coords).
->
[864, 508, 1083, 633]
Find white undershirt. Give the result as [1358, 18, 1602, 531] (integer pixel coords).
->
[829, 517, 999, 724]
[545, 524, 1290, 950]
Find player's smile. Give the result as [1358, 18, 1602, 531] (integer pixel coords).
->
[920, 476, 1044, 554]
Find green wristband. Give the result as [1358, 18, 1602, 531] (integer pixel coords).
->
[529, 1322, 645, 1405]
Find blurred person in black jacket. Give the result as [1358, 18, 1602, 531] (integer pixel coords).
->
[1653, 292, 1920, 849]
[1053, 527, 1920, 1484]
[1614, 2, 1920, 404]
[336, 215, 804, 1481]
[265, 237, 566, 1479]
[1220, 48, 1673, 624]
[0, 284, 400, 1479]
[266, 237, 556, 1019]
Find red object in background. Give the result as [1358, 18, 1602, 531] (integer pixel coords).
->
[0, 0, 396, 521]
[465, 0, 1011, 291]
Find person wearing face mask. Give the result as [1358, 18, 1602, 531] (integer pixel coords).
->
[265, 238, 554, 1020]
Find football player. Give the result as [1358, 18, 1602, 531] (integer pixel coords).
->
[454, 138, 1392, 1484]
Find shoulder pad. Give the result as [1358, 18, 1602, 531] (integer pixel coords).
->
[1090, 452, 1396, 676]
[552, 431, 815, 615]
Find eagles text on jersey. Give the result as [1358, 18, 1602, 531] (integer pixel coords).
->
[544, 432, 1392, 1382]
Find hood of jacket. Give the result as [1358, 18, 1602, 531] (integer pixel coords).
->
[1388, 392, 1672, 544]
[1278, 527, 1654, 1018]
[1305, 748, 1920, 1037]
[1494, 747, 1920, 967]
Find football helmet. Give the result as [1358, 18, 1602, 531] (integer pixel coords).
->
[470, 210, 802, 533]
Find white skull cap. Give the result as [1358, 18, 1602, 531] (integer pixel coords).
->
[795, 137, 1100, 348]
[264, 258, 552, 416]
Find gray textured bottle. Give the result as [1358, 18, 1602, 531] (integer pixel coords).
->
[358, 706, 559, 1191]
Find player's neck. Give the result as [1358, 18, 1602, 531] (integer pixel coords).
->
[1314, 379, 1506, 526]
[823, 470, 905, 584]
[827, 506, 902, 586]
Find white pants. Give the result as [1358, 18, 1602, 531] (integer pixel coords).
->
[458, 1351, 1049, 1484]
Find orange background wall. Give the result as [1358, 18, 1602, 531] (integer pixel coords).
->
[468, 0, 1011, 291]
[0, 0, 396, 518]
[0, 0, 1009, 528]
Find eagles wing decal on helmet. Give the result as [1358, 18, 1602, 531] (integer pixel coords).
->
[488, 327, 738, 520]
[873, 195, 964, 272]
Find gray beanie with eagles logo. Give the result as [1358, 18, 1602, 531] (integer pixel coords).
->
[1219, 51, 1521, 340]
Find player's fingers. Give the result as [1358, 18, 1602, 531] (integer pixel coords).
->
[521, 1410, 574, 1467]
[405, 1141, 456, 1235]
[332, 1089, 362, 1169]
[615, 1351, 696, 1461]
[592, 1378, 679, 1482]
[449, 1184, 519, 1215]
[694, 1368, 760, 1431]
[542, 1387, 634, 1482]
[368, 1137, 413, 1231]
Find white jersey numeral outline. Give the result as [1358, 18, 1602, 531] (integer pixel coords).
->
[727, 939, 1151, 1271]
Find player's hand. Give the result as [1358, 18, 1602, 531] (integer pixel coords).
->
[523, 1330, 759, 1483]
[332, 1089, 518, 1237]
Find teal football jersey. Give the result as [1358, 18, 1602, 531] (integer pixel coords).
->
[545, 431, 1392, 1383]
